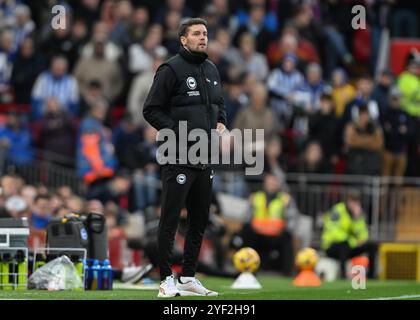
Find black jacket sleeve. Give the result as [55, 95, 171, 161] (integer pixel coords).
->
[216, 70, 227, 126]
[217, 93, 227, 126]
[143, 64, 178, 131]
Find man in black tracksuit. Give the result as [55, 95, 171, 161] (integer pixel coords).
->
[143, 18, 227, 297]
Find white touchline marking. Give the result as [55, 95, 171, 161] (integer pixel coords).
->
[367, 294, 420, 300]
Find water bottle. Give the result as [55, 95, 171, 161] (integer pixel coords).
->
[84, 259, 93, 290]
[34, 254, 46, 271]
[101, 259, 113, 290]
[91, 259, 102, 290]
[1, 253, 12, 291]
[16, 251, 27, 290]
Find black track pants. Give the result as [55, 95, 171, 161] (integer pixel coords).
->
[158, 165, 213, 281]
[326, 241, 378, 279]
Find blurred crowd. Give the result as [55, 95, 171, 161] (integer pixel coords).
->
[0, 0, 419, 223]
[0, 0, 420, 275]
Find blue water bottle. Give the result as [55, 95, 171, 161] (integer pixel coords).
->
[91, 259, 102, 290]
[84, 259, 93, 290]
[101, 259, 113, 290]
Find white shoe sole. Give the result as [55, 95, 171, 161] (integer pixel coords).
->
[157, 292, 180, 298]
[178, 290, 218, 297]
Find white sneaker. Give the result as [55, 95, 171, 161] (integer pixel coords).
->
[157, 275, 180, 298]
[176, 277, 218, 297]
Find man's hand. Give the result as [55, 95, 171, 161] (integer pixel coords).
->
[216, 122, 226, 135]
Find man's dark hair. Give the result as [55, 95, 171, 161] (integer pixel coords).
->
[178, 17, 208, 40]
[34, 194, 51, 203]
[358, 73, 372, 82]
[359, 103, 369, 114]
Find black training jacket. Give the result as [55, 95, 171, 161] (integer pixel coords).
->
[143, 46, 227, 168]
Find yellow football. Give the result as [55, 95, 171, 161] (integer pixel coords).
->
[295, 247, 319, 270]
[233, 247, 261, 273]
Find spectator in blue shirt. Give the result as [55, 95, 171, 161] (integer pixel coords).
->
[31, 55, 80, 120]
[31, 194, 52, 230]
[0, 110, 34, 166]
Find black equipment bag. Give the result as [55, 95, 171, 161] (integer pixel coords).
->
[46, 214, 89, 260]
[46, 212, 108, 261]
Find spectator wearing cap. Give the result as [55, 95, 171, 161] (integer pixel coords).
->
[344, 104, 384, 176]
[127, 50, 165, 126]
[331, 68, 356, 118]
[372, 69, 394, 120]
[381, 86, 412, 178]
[31, 56, 80, 120]
[74, 34, 123, 105]
[267, 53, 304, 125]
[397, 49, 420, 176]
[0, 111, 34, 167]
[10, 37, 45, 104]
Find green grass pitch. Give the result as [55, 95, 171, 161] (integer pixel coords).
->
[1, 276, 419, 300]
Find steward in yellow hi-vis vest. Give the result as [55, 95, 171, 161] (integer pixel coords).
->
[251, 191, 289, 237]
[397, 50, 420, 118]
[321, 189, 377, 279]
[231, 174, 300, 276]
[321, 202, 368, 251]
[397, 49, 420, 176]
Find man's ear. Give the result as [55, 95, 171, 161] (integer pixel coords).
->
[180, 36, 187, 46]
